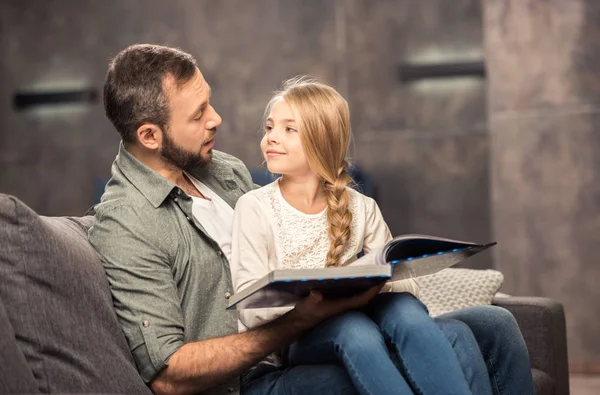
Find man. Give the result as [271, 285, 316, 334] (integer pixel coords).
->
[89, 44, 535, 395]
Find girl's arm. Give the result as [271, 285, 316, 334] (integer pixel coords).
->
[231, 193, 292, 330]
[363, 196, 420, 298]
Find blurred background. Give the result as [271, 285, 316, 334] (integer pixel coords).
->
[1, 0, 599, 392]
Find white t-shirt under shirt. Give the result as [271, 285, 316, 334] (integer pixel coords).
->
[186, 173, 234, 262]
[231, 178, 420, 332]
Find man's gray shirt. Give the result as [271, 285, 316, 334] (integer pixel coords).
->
[88, 143, 255, 393]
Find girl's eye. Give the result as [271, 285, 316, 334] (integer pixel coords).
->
[286, 127, 297, 133]
[265, 125, 273, 132]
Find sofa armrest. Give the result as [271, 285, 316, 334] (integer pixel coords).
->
[492, 296, 569, 395]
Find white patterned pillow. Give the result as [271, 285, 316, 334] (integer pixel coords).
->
[417, 268, 504, 317]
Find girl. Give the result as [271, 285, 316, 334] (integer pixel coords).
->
[231, 77, 492, 395]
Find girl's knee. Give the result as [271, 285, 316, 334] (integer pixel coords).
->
[375, 292, 430, 321]
[329, 312, 384, 350]
[334, 311, 379, 335]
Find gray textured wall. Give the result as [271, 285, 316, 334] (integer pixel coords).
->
[347, 0, 490, 270]
[6, 0, 599, 372]
[484, 0, 600, 368]
[0, 0, 491, 271]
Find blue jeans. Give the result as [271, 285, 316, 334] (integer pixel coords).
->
[287, 293, 485, 395]
[437, 305, 535, 395]
[241, 301, 535, 395]
[241, 363, 357, 395]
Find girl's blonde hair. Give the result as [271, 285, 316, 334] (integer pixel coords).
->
[264, 76, 353, 267]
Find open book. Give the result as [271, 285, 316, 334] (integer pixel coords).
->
[227, 234, 496, 310]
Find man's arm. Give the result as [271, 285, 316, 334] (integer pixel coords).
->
[90, 202, 381, 395]
[151, 286, 382, 395]
[89, 204, 202, 383]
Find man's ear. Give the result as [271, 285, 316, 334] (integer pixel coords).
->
[136, 123, 163, 150]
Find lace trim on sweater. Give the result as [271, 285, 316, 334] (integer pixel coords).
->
[259, 181, 360, 269]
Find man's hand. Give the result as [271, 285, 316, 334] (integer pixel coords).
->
[290, 284, 384, 328]
[150, 284, 383, 395]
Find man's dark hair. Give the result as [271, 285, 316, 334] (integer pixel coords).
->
[104, 44, 197, 143]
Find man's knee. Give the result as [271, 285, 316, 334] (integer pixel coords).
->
[442, 305, 525, 354]
[455, 305, 519, 336]
[435, 318, 475, 347]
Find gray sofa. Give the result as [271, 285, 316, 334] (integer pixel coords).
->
[0, 194, 569, 395]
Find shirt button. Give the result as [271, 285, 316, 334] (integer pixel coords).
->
[225, 292, 231, 299]
[142, 320, 150, 327]
[218, 251, 223, 257]
[174, 197, 178, 202]
[186, 216, 191, 221]
[177, 189, 181, 195]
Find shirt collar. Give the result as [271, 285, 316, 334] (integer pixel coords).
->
[114, 142, 237, 209]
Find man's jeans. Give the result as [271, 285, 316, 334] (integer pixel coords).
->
[241, 303, 535, 395]
[438, 305, 536, 395]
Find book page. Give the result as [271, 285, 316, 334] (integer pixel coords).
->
[347, 246, 384, 267]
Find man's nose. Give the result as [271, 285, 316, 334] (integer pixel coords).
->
[206, 107, 222, 130]
[213, 110, 222, 127]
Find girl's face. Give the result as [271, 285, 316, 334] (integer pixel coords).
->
[261, 98, 312, 177]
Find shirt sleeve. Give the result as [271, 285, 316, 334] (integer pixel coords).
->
[363, 196, 420, 298]
[231, 193, 291, 329]
[88, 205, 184, 383]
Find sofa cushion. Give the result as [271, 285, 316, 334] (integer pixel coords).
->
[531, 368, 555, 395]
[0, 194, 151, 394]
[417, 268, 504, 317]
[0, 296, 39, 394]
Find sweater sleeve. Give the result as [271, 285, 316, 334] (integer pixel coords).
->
[363, 196, 420, 298]
[231, 193, 291, 330]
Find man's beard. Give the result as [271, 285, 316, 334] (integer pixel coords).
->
[160, 130, 212, 173]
